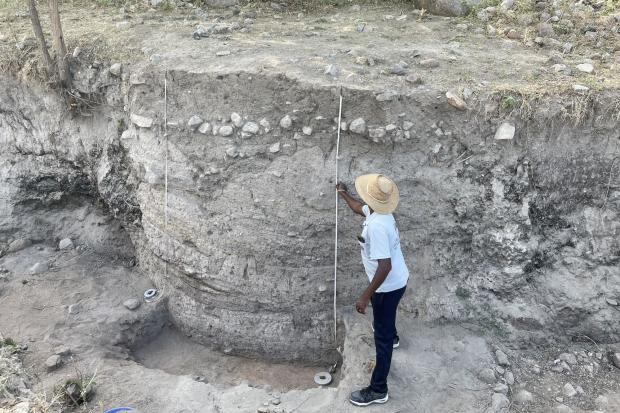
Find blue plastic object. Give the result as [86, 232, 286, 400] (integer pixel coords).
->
[104, 408, 133, 413]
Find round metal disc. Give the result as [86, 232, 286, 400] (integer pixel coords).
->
[144, 288, 158, 302]
[314, 371, 332, 386]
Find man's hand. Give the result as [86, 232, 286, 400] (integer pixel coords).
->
[336, 182, 348, 193]
[355, 294, 370, 314]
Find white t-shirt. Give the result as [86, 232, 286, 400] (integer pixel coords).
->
[359, 205, 409, 293]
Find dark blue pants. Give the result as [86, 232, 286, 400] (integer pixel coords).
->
[370, 286, 406, 394]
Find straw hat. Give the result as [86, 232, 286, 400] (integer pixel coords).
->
[354, 174, 400, 214]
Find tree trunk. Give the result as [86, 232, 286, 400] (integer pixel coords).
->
[28, 0, 55, 78]
[47, 0, 70, 88]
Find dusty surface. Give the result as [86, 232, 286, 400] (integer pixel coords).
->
[1, 0, 620, 412]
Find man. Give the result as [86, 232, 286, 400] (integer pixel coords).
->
[336, 173, 409, 407]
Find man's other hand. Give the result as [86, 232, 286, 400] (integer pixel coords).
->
[355, 294, 370, 314]
[336, 182, 348, 193]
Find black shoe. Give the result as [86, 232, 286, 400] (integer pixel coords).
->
[349, 386, 389, 406]
[393, 336, 400, 349]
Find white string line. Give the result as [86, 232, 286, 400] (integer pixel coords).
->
[333, 89, 343, 346]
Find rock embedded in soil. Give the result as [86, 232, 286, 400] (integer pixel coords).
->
[45, 355, 62, 371]
[198, 122, 212, 134]
[231, 113, 243, 127]
[29, 262, 48, 274]
[505, 371, 514, 385]
[419, 58, 439, 68]
[576, 63, 594, 73]
[563, 383, 577, 398]
[349, 118, 366, 134]
[58, 238, 74, 250]
[494, 123, 516, 140]
[446, 91, 467, 111]
[610, 352, 620, 369]
[68, 303, 81, 314]
[478, 367, 497, 384]
[491, 392, 509, 411]
[559, 352, 577, 365]
[496, 349, 510, 366]
[188, 115, 203, 130]
[130, 114, 154, 128]
[7, 238, 31, 253]
[514, 389, 534, 403]
[219, 125, 234, 137]
[123, 298, 141, 311]
[279, 115, 292, 129]
[242, 122, 259, 135]
[302, 126, 313, 136]
[110, 63, 122, 77]
[405, 73, 422, 84]
[269, 142, 281, 153]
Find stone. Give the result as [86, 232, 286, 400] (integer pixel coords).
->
[257, 408, 269, 413]
[385, 124, 397, 133]
[123, 298, 141, 310]
[376, 91, 398, 102]
[231, 113, 243, 127]
[279, 115, 292, 129]
[54, 346, 71, 356]
[271, 398, 281, 405]
[563, 42, 573, 53]
[560, 353, 577, 365]
[494, 123, 515, 140]
[301, 126, 313, 136]
[494, 383, 509, 394]
[390, 63, 407, 75]
[539, 22, 554, 36]
[349, 118, 366, 134]
[491, 393, 509, 411]
[242, 122, 259, 134]
[188, 115, 204, 130]
[405, 73, 422, 84]
[216, 50, 231, 57]
[496, 350, 510, 366]
[611, 352, 620, 369]
[130, 114, 154, 128]
[225, 147, 238, 158]
[573, 84, 589, 92]
[29, 262, 48, 274]
[563, 383, 577, 398]
[446, 91, 467, 111]
[7, 238, 31, 252]
[505, 371, 514, 385]
[109, 63, 122, 77]
[45, 355, 62, 370]
[269, 142, 281, 153]
[58, 238, 74, 250]
[368, 127, 386, 140]
[576, 63, 594, 73]
[415, 0, 480, 17]
[419, 58, 439, 68]
[116, 21, 130, 30]
[198, 122, 212, 134]
[514, 389, 534, 403]
[68, 303, 81, 314]
[506, 29, 522, 39]
[478, 368, 497, 384]
[149, 54, 162, 64]
[403, 121, 414, 130]
[607, 298, 619, 306]
[219, 125, 234, 137]
[324, 64, 340, 77]
[259, 118, 271, 132]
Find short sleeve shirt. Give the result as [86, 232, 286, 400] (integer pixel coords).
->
[359, 205, 409, 292]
